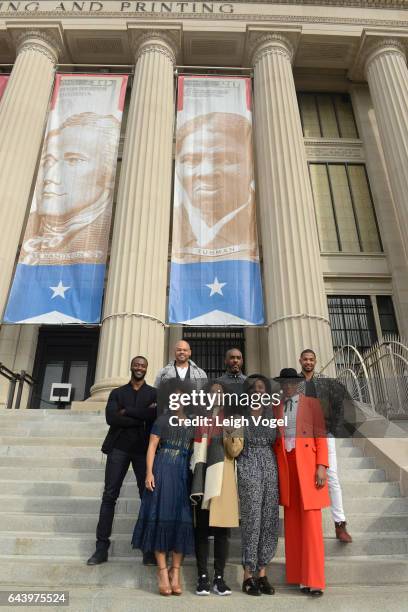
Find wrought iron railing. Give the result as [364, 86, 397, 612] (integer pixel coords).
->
[319, 334, 408, 420]
[0, 364, 35, 409]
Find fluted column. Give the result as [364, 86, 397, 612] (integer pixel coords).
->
[91, 31, 177, 399]
[0, 30, 59, 319]
[364, 39, 408, 262]
[251, 33, 333, 371]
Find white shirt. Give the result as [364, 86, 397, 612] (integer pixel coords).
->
[284, 393, 299, 453]
[176, 366, 188, 380]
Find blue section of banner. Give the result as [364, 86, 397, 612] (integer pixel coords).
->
[169, 260, 264, 324]
[4, 263, 105, 323]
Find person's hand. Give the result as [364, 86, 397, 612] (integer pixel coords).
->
[145, 472, 155, 491]
[315, 465, 327, 489]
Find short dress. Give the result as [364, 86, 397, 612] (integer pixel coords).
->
[131, 413, 195, 554]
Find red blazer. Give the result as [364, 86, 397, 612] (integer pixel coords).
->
[274, 394, 330, 511]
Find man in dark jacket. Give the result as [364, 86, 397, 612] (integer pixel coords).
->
[87, 355, 157, 566]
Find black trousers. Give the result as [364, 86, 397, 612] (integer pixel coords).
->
[96, 448, 146, 551]
[194, 507, 230, 577]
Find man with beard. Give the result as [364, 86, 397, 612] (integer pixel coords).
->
[299, 349, 352, 543]
[87, 356, 157, 566]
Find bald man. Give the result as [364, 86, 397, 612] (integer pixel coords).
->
[154, 340, 207, 390]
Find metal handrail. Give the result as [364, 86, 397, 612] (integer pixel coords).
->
[0, 365, 35, 409]
[14, 371, 36, 410]
[0, 363, 18, 409]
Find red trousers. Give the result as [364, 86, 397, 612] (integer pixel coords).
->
[284, 450, 325, 589]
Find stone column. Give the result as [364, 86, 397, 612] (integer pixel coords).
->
[364, 38, 408, 263]
[91, 31, 177, 399]
[251, 33, 333, 371]
[0, 30, 59, 319]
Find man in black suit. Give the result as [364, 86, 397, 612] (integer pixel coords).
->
[87, 355, 157, 566]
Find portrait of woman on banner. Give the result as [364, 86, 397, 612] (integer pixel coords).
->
[172, 111, 259, 263]
[20, 112, 120, 266]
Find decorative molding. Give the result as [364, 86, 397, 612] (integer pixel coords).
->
[305, 138, 365, 161]
[14, 29, 60, 64]
[3, 11, 408, 29]
[130, 30, 179, 65]
[249, 31, 295, 67]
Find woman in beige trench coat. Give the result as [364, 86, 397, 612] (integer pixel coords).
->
[190, 381, 241, 596]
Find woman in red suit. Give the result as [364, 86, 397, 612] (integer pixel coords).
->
[274, 368, 330, 597]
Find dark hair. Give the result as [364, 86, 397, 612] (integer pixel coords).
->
[300, 349, 316, 358]
[243, 374, 272, 396]
[131, 355, 148, 365]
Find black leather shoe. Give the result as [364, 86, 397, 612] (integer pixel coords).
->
[143, 551, 157, 566]
[86, 550, 108, 565]
[300, 587, 310, 594]
[257, 576, 275, 595]
[242, 577, 261, 596]
[310, 589, 324, 597]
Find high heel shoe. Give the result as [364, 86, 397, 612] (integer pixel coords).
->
[157, 567, 172, 596]
[169, 566, 182, 595]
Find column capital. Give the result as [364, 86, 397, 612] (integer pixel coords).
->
[349, 30, 408, 81]
[364, 38, 407, 74]
[130, 29, 180, 65]
[13, 29, 61, 65]
[247, 30, 300, 68]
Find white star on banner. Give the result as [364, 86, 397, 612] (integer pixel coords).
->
[206, 277, 227, 297]
[50, 281, 71, 300]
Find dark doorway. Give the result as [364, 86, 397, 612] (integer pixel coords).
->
[182, 327, 245, 379]
[31, 327, 99, 408]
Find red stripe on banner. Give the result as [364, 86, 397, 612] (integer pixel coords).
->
[177, 76, 184, 111]
[118, 75, 128, 110]
[0, 75, 8, 101]
[50, 74, 61, 110]
[245, 78, 252, 110]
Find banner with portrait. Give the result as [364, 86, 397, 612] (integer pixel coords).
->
[0, 75, 8, 100]
[4, 74, 127, 324]
[169, 76, 264, 325]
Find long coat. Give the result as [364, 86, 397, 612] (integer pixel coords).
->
[274, 395, 330, 511]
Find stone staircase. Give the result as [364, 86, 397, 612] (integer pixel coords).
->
[0, 409, 408, 612]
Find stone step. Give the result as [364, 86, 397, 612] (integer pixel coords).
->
[0, 410, 104, 420]
[0, 427, 110, 437]
[1, 494, 406, 516]
[5, 584, 405, 612]
[0, 463, 385, 482]
[2, 478, 399, 498]
[1, 532, 407, 559]
[0, 457, 106, 469]
[0, 512, 406, 535]
[1, 555, 407, 588]
[0, 437, 364, 453]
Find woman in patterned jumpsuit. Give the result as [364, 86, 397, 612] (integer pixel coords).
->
[225, 374, 279, 596]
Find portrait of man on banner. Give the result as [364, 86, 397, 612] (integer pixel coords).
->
[20, 111, 120, 266]
[172, 111, 258, 263]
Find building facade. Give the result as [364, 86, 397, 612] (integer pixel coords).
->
[0, 0, 406, 408]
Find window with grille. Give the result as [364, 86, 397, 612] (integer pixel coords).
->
[309, 162, 382, 253]
[298, 92, 358, 139]
[328, 296, 377, 354]
[327, 296, 399, 354]
[182, 328, 245, 379]
[376, 296, 399, 336]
